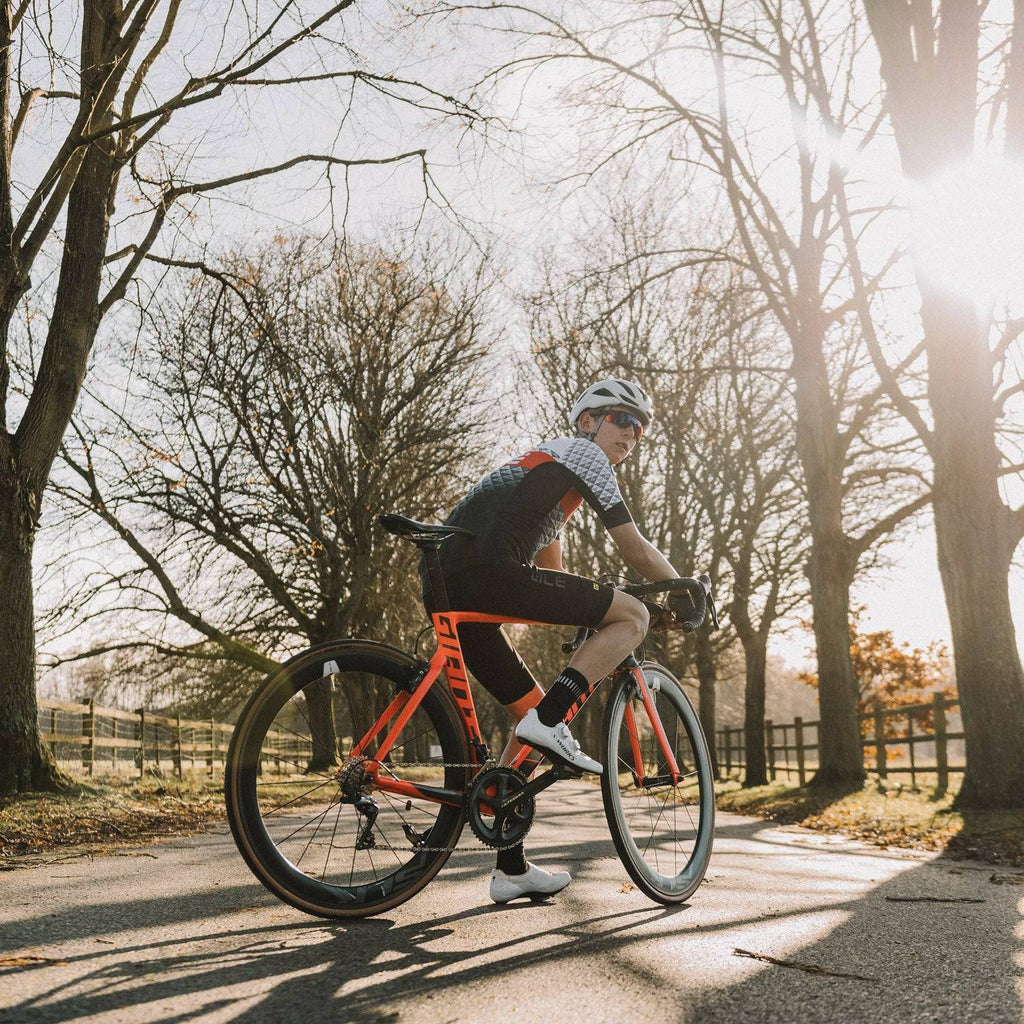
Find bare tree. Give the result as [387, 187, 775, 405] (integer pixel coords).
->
[443, 0, 931, 788]
[860, 1, 1024, 807]
[709, 316, 808, 786]
[48, 236, 497, 740]
[0, 1, 486, 793]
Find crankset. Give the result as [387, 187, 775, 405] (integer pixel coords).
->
[465, 762, 585, 848]
[466, 766, 535, 848]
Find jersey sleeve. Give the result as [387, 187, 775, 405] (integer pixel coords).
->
[560, 438, 634, 529]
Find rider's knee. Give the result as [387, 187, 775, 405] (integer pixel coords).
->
[625, 597, 649, 644]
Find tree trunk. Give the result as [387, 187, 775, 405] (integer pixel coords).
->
[791, 337, 865, 789]
[740, 633, 768, 787]
[922, 286, 1024, 807]
[862, 0, 1024, 807]
[694, 630, 718, 777]
[0, 2, 121, 793]
[306, 678, 339, 773]
[804, 541, 864, 788]
[0, 484, 65, 793]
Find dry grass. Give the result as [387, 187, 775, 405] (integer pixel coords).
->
[0, 773, 226, 869]
[5, 767, 1023, 870]
[714, 775, 1024, 866]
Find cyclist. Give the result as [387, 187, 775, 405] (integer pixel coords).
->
[421, 378, 683, 903]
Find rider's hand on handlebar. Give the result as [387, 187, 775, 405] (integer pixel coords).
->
[668, 588, 703, 625]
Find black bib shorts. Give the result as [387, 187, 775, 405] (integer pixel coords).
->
[423, 562, 615, 706]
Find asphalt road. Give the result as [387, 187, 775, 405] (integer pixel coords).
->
[1, 783, 1020, 1024]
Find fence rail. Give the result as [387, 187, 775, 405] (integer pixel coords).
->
[716, 691, 964, 790]
[36, 699, 308, 778]
[42, 690, 963, 786]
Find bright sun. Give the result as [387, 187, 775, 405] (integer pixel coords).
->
[907, 156, 1024, 309]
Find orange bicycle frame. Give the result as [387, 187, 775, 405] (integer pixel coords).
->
[349, 610, 680, 803]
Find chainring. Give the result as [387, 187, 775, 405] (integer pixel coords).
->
[465, 766, 535, 849]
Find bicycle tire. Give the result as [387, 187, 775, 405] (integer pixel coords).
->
[225, 640, 470, 918]
[600, 661, 715, 904]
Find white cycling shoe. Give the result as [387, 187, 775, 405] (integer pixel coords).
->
[514, 708, 603, 775]
[490, 862, 572, 904]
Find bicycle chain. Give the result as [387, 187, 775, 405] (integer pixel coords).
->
[368, 760, 529, 852]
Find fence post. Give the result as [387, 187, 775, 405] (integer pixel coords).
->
[794, 716, 806, 787]
[80, 697, 95, 777]
[111, 718, 118, 770]
[49, 707, 58, 758]
[208, 718, 216, 776]
[174, 714, 183, 779]
[874, 702, 887, 779]
[933, 691, 949, 794]
[907, 711, 916, 788]
[724, 728, 733, 777]
[766, 720, 775, 782]
[136, 709, 146, 777]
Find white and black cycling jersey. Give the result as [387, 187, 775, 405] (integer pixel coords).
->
[437, 437, 633, 574]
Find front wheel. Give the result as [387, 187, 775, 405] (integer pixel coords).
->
[601, 661, 715, 904]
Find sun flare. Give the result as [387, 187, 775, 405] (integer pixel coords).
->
[908, 156, 1024, 309]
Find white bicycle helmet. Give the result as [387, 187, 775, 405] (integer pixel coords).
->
[569, 378, 654, 433]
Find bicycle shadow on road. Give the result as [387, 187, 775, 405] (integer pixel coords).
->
[2, 898, 678, 1023]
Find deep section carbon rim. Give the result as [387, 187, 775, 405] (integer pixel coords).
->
[601, 662, 715, 904]
[225, 641, 470, 918]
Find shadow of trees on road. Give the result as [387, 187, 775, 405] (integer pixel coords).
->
[2, 810, 1021, 1022]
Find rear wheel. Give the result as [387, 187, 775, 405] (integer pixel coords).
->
[225, 641, 470, 918]
[601, 661, 715, 904]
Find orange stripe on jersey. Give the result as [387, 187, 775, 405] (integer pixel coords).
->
[561, 489, 583, 520]
[510, 450, 555, 470]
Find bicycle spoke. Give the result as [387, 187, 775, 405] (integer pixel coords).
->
[260, 777, 337, 817]
[290, 798, 337, 868]
[323, 801, 345, 881]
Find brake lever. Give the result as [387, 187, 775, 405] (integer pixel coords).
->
[697, 573, 720, 631]
[706, 591, 720, 631]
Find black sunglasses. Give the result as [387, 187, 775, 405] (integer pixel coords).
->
[600, 410, 644, 439]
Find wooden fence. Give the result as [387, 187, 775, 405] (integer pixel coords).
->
[36, 699, 309, 778]
[716, 691, 964, 790]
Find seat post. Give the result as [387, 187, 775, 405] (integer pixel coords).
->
[420, 542, 451, 613]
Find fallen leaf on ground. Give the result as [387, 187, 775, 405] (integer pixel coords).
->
[618, 882, 635, 893]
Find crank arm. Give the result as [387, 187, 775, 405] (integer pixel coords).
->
[498, 763, 582, 811]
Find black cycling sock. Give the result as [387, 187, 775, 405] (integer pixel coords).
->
[496, 843, 528, 875]
[535, 667, 590, 727]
